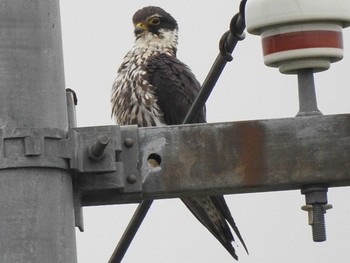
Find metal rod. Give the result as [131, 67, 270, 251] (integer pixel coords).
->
[296, 69, 322, 116]
[108, 200, 153, 263]
[89, 135, 110, 160]
[183, 2, 246, 123]
[183, 39, 236, 123]
[109, 2, 247, 262]
[67, 89, 85, 232]
[296, 69, 331, 242]
[66, 89, 78, 129]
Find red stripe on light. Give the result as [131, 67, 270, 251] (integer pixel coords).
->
[262, 30, 343, 56]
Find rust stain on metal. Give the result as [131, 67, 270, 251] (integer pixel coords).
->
[237, 122, 266, 186]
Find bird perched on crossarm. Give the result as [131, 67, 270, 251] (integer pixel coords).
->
[111, 6, 247, 260]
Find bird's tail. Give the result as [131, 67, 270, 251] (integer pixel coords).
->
[181, 195, 247, 260]
[211, 196, 249, 255]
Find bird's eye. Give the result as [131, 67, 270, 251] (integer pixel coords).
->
[149, 17, 160, 25]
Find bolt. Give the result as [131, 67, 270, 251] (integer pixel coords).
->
[312, 204, 326, 242]
[301, 186, 332, 242]
[124, 138, 134, 148]
[89, 135, 110, 160]
[127, 174, 137, 184]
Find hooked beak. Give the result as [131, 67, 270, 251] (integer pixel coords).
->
[134, 22, 148, 35]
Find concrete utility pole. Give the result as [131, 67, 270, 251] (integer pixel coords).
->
[0, 1, 77, 262]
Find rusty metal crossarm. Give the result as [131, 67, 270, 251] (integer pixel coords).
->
[79, 113, 350, 206]
[141, 114, 350, 197]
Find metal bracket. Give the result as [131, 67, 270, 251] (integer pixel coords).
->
[0, 127, 70, 169]
[71, 125, 142, 207]
[0, 124, 143, 205]
[65, 89, 142, 231]
[69, 125, 121, 173]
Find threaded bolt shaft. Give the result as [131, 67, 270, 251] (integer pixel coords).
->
[312, 204, 326, 242]
[89, 135, 110, 160]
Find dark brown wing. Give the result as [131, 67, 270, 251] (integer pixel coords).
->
[146, 53, 205, 125]
[146, 53, 247, 260]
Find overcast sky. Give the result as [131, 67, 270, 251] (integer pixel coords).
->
[60, 1, 350, 262]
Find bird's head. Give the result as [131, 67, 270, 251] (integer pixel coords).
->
[132, 6, 178, 48]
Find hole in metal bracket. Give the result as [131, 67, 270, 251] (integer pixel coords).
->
[115, 150, 121, 162]
[147, 153, 161, 167]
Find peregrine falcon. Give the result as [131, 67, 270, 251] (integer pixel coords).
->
[111, 6, 247, 260]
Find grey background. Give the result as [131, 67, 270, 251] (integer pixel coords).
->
[60, 0, 350, 262]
